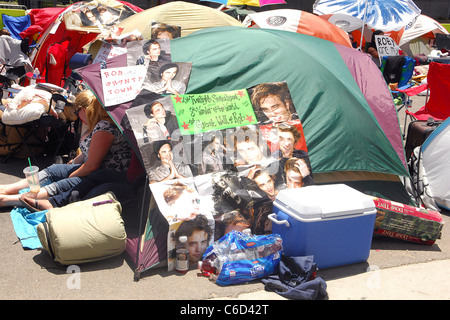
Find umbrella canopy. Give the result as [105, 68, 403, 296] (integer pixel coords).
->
[324, 12, 367, 32]
[200, 0, 285, 7]
[313, 0, 421, 32]
[322, 13, 404, 41]
[247, 9, 352, 48]
[116, 1, 244, 38]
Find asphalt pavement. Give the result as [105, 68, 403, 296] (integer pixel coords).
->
[1, 94, 449, 302]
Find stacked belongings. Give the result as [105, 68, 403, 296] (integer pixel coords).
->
[11, 7, 445, 296]
[74, 23, 415, 284]
[0, 83, 79, 162]
[0, 85, 52, 158]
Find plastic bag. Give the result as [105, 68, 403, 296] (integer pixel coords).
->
[202, 230, 283, 286]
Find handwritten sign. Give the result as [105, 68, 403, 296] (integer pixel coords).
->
[171, 89, 257, 135]
[93, 42, 128, 64]
[375, 35, 399, 63]
[101, 65, 146, 107]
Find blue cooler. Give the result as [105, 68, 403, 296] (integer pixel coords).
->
[269, 184, 376, 269]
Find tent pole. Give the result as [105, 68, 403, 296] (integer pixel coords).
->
[359, 0, 370, 51]
[134, 174, 149, 282]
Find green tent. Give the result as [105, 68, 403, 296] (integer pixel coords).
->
[172, 28, 406, 170]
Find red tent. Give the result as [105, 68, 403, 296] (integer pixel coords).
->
[29, 1, 142, 87]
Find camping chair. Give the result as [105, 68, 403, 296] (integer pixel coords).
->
[0, 63, 27, 98]
[1, 14, 30, 40]
[404, 62, 450, 134]
[380, 55, 416, 111]
[1, 91, 77, 166]
[63, 53, 92, 96]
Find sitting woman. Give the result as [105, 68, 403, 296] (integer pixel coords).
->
[365, 30, 384, 67]
[0, 90, 132, 210]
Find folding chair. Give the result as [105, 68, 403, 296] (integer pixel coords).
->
[380, 55, 416, 111]
[405, 62, 450, 123]
[1, 13, 30, 40]
[0, 63, 26, 98]
[397, 82, 429, 138]
[0, 117, 47, 164]
[63, 53, 92, 95]
[1, 91, 77, 166]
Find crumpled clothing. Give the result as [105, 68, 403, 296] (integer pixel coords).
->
[261, 254, 328, 300]
[0, 35, 32, 71]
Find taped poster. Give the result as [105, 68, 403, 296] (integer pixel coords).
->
[172, 89, 257, 135]
[101, 65, 146, 106]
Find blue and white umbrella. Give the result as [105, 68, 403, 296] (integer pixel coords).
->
[313, 0, 421, 32]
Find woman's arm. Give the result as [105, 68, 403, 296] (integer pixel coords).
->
[69, 130, 114, 177]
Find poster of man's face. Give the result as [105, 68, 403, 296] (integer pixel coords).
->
[141, 62, 192, 95]
[150, 22, 181, 40]
[123, 80, 313, 245]
[167, 213, 214, 271]
[248, 81, 299, 125]
[125, 95, 179, 146]
[126, 39, 172, 67]
[151, 178, 201, 223]
[74, 2, 135, 28]
[225, 125, 272, 169]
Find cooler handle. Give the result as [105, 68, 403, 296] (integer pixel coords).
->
[268, 213, 290, 227]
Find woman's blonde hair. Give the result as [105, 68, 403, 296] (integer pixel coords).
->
[74, 90, 112, 132]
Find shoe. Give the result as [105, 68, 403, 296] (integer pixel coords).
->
[19, 195, 40, 212]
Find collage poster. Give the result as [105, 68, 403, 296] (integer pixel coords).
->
[126, 81, 313, 270]
[95, 21, 313, 270]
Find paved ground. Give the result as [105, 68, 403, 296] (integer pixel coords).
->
[1, 93, 449, 302]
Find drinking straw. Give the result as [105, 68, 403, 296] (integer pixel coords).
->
[28, 158, 37, 185]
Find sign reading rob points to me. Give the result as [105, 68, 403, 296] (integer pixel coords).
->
[172, 89, 257, 135]
[375, 35, 399, 63]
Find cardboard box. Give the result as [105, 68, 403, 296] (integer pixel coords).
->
[372, 197, 444, 245]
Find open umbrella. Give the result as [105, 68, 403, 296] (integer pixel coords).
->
[200, 0, 286, 7]
[314, 0, 421, 49]
[321, 13, 404, 48]
[314, 0, 421, 31]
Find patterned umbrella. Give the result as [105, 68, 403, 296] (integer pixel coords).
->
[313, 0, 421, 32]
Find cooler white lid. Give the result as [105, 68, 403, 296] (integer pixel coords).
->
[274, 184, 375, 219]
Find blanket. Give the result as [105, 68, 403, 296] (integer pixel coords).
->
[261, 255, 328, 300]
[1, 86, 52, 125]
[10, 206, 47, 249]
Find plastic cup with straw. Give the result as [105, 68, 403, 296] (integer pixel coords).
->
[23, 158, 40, 196]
